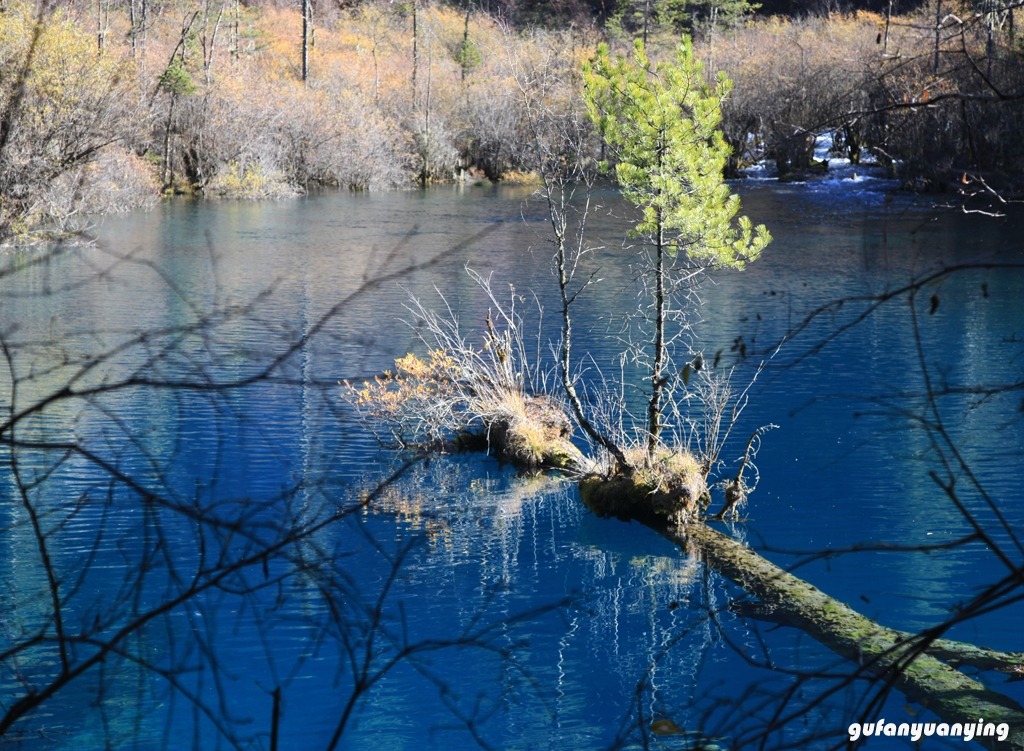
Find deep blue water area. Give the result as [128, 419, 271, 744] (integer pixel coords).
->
[1, 182, 1022, 750]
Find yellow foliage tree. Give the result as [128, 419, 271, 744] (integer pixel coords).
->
[0, 0, 148, 238]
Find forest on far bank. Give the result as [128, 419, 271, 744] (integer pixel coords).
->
[1, 0, 1023, 239]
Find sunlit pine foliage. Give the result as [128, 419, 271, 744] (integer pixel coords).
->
[583, 38, 770, 269]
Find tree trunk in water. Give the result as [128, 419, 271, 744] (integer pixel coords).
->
[551, 191, 631, 472]
[659, 522, 1024, 749]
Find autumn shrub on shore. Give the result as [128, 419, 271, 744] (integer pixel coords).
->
[0, 0, 593, 238]
[4, 0, 1024, 240]
[713, 14, 881, 176]
[147, 2, 598, 192]
[0, 1, 155, 238]
[864, 12, 1024, 192]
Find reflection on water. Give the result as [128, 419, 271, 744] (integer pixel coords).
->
[0, 184, 1022, 749]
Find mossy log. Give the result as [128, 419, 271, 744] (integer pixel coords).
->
[659, 523, 1024, 749]
[730, 598, 1024, 676]
[579, 473, 701, 521]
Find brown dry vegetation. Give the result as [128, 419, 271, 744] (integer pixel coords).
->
[346, 350, 584, 469]
[2, 0, 1023, 238]
[141, 1, 591, 192]
[713, 5, 1024, 189]
[579, 445, 709, 523]
[0, 0, 594, 237]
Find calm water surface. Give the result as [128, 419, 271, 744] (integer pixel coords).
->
[1, 181, 1022, 750]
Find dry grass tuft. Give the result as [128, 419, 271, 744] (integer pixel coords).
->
[346, 354, 582, 470]
[497, 395, 582, 470]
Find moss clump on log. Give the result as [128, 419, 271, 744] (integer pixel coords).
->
[663, 523, 1024, 750]
[488, 395, 584, 470]
[438, 396, 584, 471]
[580, 447, 708, 522]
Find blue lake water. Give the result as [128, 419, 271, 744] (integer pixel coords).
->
[1, 182, 1022, 750]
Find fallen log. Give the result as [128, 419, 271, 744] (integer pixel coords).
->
[728, 602, 1024, 676]
[660, 522, 1024, 750]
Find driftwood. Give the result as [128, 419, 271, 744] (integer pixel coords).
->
[660, 522, 1024, 750]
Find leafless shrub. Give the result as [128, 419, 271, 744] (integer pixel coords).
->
[72, 146, 162, 214]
